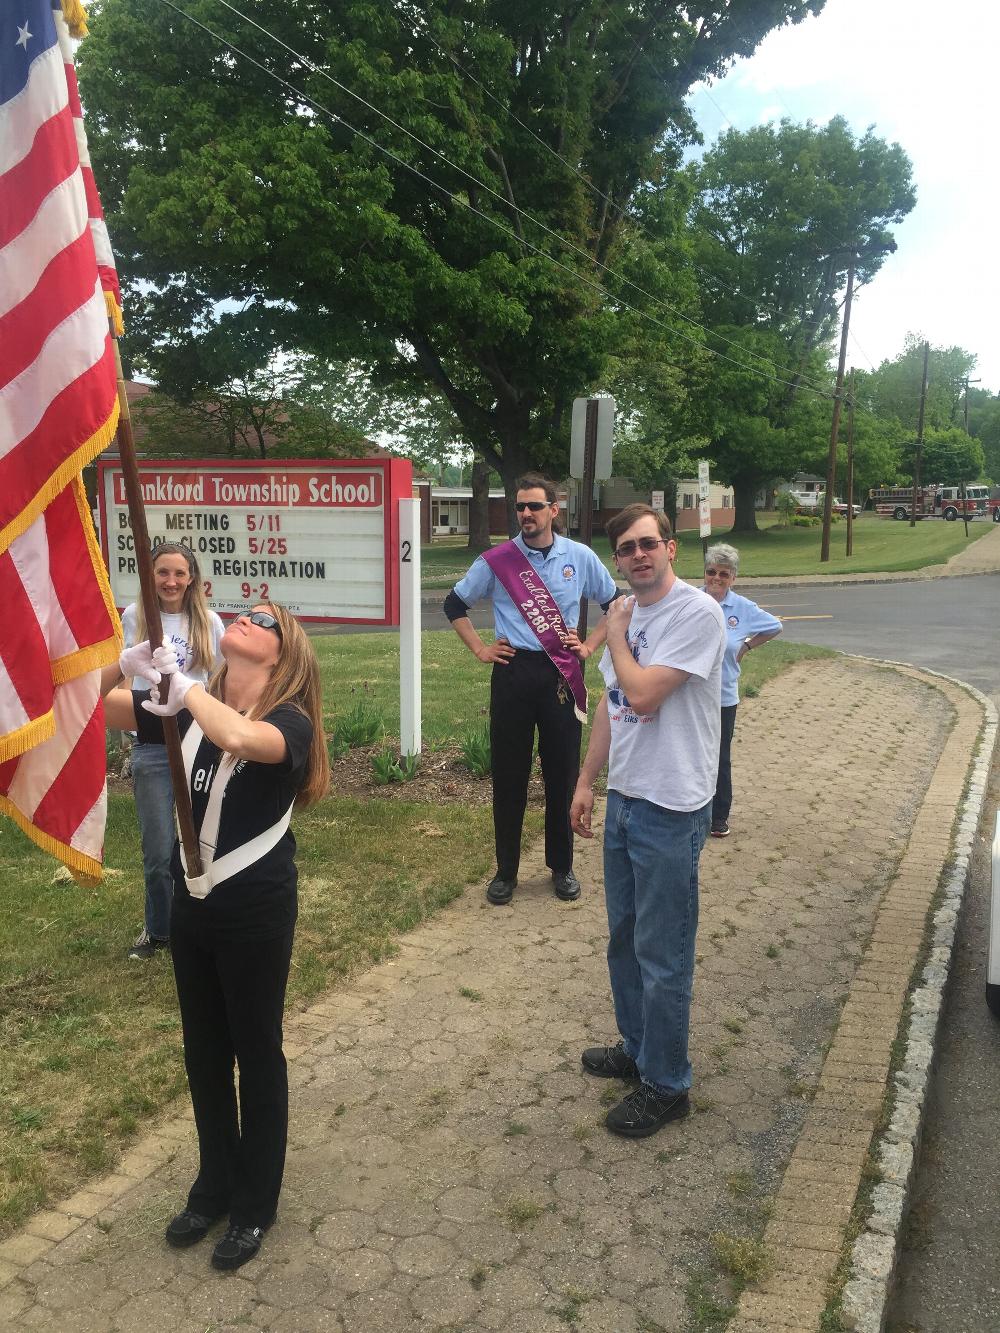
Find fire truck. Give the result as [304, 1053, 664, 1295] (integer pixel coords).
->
[869, 484, 991, 520]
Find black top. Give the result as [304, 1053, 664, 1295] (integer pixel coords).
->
[134, 694, 313, 938]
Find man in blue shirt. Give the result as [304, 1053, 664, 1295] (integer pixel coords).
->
[445, 474, 620, 905]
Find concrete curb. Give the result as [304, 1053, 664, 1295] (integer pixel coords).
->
[839, 662, 999, 1333]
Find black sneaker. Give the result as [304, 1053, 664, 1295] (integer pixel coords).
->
[606, 1084, 690, 1138]
[486, 876, 516, 906]
[165, 1208, 222, 1249]
[710, 820, 730, 838]
[128, 929, 169, 960]
[581, 1041, 640, 1080]
[552, 870, 581, 901]
[210, 1221, 271, 1271]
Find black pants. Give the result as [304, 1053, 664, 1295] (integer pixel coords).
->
[490, 649, 581, 880]
[713, 704, 739, 823]
[170, 915, 294, 1229]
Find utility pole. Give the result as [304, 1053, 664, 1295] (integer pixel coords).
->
[910, 340, 930, 528]
[821, 254, 855, 561]
[960, 376, 981, 537]
[845, 368, 856, 557]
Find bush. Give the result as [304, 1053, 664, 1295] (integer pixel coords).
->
[775, 492, 798, 526]
[371, 749, 420, 784]
[460, 724, 491, 778]
[334, 700, 383, 750]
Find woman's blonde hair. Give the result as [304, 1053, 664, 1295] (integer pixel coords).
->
[209, 603, 330, 808]
[136, 543, 216, 674]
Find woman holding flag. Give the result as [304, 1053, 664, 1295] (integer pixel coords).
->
[103, 604, 329, 1270]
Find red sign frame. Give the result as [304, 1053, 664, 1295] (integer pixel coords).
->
[97, 456, 413, 626]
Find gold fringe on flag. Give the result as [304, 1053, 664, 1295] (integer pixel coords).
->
[0, 399, 119, 557]
[0, 794, 102, 885]
[0, 712, 56, 765]
[105, 290, 124, 336]
[60, 0, 89, 39]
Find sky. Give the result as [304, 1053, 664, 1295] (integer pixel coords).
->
[687, 0, 1000, 393]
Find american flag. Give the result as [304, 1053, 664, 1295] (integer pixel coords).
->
[0, 0, 123, 881]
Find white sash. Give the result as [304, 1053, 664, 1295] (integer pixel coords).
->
[178, 720, 295, 899]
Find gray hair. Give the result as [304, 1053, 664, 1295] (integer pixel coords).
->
[705, 542, 739, 572]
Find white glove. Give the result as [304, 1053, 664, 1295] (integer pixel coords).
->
[139, 638, 195, 716]
[141, 669, 197, 717]
[119, 640, 160, 684]
[151, 640, 181, 677]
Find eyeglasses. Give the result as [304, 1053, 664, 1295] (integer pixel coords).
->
[704, 567, 734, 579]
[614, 536, 671, 558]
[515, 501, 550, 512]
[244, 610, 282, 638]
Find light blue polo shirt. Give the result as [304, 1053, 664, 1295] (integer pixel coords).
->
[708, 588, 783, 706]
[454, 533, 618, 649]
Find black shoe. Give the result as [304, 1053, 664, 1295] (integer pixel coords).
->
[210, 1220, 271, 1271]
[581, 1041, 640, 1081]
[128, 929, 169, 960]
[710, 820, 730, 838]
[606, 1084, 690, 1138]
[165, 1208, 222, 1248]
[552, 870, 581, 901]
[486, 876, 516, 905]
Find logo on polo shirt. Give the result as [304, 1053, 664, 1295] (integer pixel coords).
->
[727, 615, 740, 628]
[561, 563, 575, 580]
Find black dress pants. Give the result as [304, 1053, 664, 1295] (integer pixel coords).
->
[713, 704, 739, 823]
[490, 649, 581, 880]
[170, 914, 294, 1229]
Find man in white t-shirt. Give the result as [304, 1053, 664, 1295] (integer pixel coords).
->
[571, 504, 725, 1138]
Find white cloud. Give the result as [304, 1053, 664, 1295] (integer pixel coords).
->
[691, 0, 1000, 387]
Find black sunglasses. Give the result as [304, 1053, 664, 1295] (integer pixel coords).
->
[615, 536, 670, 558]
[515, 501, 550, 512]
[704, 567, 734, 578]
[244, 610, 282, 638]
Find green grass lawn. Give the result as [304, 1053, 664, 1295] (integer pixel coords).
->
[0, 634, 829, 1237]
[421, 513, 993, 587]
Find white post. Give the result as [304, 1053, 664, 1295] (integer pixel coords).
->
[398, 498, 422, 757]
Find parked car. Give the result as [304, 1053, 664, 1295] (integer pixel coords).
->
[831, 498, 862, 517]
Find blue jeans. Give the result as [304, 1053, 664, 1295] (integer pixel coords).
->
[603, 791, 711, 1094]
[131, 743, 176, 941]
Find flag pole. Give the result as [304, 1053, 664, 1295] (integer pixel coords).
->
[110, 335, 203, 877]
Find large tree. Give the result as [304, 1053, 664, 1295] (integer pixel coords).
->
[859, 335, 978, 434]
[689, 116, 915, 530]
[80, 0, 825, 519]
[965, 386, 1000, 483]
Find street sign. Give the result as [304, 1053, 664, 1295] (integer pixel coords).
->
[698, 461, 712, 539]
[98, 457, 412, 624]
[651, 489, 665, 512]
[570, 396, 614, 480]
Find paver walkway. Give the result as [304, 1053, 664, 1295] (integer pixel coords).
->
[0, 657, 984, 1332]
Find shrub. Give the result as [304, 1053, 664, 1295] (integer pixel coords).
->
[460, 724, 491, 778]
[334, 700, 383, 750]
[371, 749, 420, 784]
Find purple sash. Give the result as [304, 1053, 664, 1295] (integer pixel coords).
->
[482, 541, 588, 722]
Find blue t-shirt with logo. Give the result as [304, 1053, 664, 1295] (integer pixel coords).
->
[453, 533, 618, 648]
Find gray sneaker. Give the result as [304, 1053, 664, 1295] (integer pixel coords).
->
[128, 930, 168, 961]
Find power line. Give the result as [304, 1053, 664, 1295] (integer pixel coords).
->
[385, 0, 807, 327]
[206, 0, 834, 394]
[149, 0, 834, 400]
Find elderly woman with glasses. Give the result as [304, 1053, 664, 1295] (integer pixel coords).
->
[104, 605, 329, 1271]
[701, 544, 782, 837]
